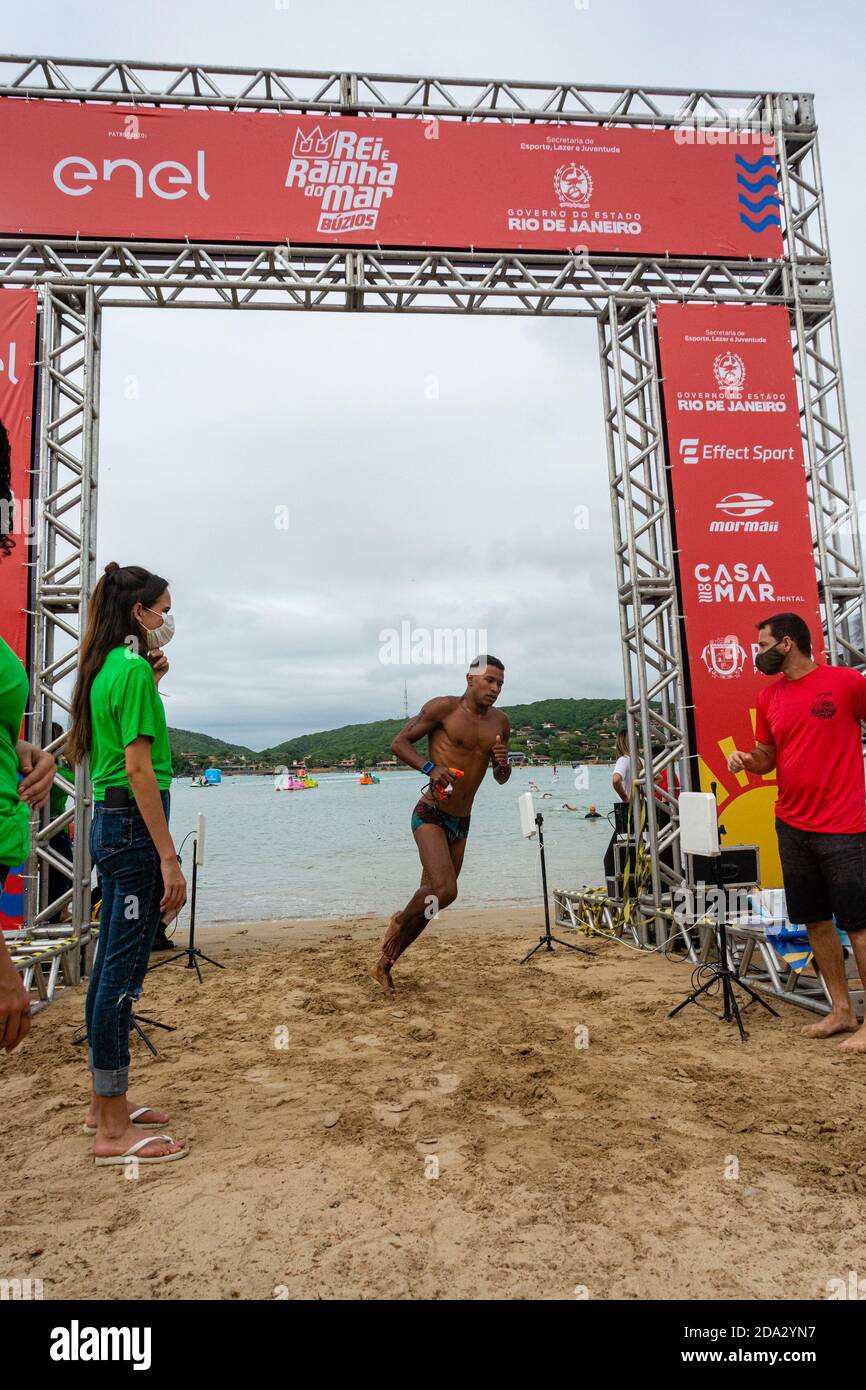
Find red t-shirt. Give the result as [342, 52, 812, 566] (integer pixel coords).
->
[755, 664, 866, 833]
[654, 768, 681, 802]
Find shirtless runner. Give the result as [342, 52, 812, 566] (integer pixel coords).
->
[372, 655, 511, 996]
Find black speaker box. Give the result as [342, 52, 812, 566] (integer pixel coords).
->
[686, 844, 759, 888]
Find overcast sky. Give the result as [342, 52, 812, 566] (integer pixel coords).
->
[8, 0, 865, 748]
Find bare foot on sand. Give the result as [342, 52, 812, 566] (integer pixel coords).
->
[801, 1010, 858, 1039]
[838, 1024, 866, 1054]
[85, 1099, 170, 1129]
[92, 1126, 186, 1160]
[370, 955, 397, 998]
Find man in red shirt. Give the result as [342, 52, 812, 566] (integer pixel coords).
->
[728, 613, 866, 1052]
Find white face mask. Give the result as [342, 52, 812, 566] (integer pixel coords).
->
[142, 606, 176, 650]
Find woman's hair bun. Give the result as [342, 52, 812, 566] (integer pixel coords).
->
[104, 561, 120, 579]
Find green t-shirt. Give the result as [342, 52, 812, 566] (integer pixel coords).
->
[89, 646, 173, 801]
[0, 636, 30, 867]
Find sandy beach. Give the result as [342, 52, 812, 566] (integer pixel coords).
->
[3, 906, 866, 1301]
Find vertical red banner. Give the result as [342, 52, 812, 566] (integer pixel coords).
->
[657, 303, 823, 886]
[0, 289, 38, 663]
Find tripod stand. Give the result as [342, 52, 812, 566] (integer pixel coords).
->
[72, 897, 177, 1058]
[668, 794, 778, 1041]
[148, 835, 223, 983]
[72, 1009, 175, 1057]
[521, 811, 593, 964]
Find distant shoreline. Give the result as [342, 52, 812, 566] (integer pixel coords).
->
[175, 760, 617, 778]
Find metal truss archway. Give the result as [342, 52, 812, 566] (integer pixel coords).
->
[1, 55, 861, 955]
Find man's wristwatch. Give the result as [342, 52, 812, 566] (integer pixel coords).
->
[421, 760, 435, 775]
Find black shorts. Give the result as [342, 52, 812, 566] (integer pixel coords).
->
[775, 818, 866, 932]
[411, 797, 471, 845]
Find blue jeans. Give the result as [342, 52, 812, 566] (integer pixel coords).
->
[85, 792, 169, 1097]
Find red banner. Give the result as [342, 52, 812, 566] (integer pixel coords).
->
[0, 98, 782, 258]
[658, 303, 823, 886]
[0, 289, 38, 663]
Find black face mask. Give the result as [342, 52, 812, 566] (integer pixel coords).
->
[755, 639, 787, 675]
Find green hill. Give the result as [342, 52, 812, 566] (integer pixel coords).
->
[260, 718, 410, 768]
[170, 697, 626, 772]
[168, 726, 258, 775]
[500, 697, 626, 763]
[502, 697, 625, 733]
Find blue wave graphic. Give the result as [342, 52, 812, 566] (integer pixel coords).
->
[736, 172, 778, 193]
[735, 154, 776, 174]
[738, 193, 780, 214]
[739, 211, 782, 232]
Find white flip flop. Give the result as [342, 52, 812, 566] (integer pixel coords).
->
[93, 1134, 189, 1166]
[82, 1106, 170, 1136]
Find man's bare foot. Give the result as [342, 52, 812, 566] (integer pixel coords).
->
[838, 1023, 866, 1054]
[801, 1010, 858, 1039]
[370, 955, 397, 998]
[91, 1125, 186, 1160]
[85, 1100, 170, 1129]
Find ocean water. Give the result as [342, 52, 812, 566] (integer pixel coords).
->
[168, 764, 618, 924]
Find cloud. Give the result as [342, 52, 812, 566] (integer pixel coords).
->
[97, 308, 622, 744]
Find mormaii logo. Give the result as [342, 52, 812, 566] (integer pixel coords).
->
[285, 126, 398, 235]
[554, 163, 593, 208]
[713, 352, 746, 397]
[701, 635, 748, 679]
[710, 492, 778, 533]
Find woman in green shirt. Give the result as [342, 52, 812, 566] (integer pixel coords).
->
[0, 636, 56, 1051]
[68, 562, 188, 1166]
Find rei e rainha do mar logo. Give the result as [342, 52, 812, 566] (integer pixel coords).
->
[675, 349, 787, 413]
[285, 126, 398, 235]
[508, 162, 642, 236]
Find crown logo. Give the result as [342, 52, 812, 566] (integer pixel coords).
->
[293, 126, 338, 158]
